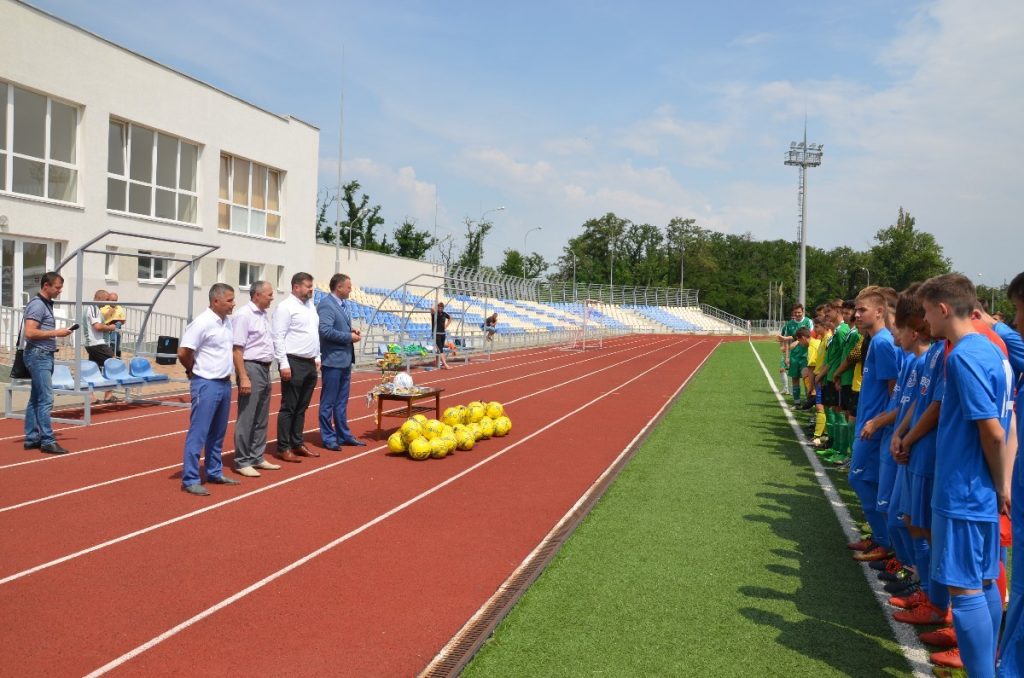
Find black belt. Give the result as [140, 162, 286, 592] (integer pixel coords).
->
[286, 354, 316, 362]
[245, 359, 272, 367]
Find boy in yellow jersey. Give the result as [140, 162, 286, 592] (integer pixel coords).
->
[810, 318, 834, 447]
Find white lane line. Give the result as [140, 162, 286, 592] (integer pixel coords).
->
[0, 337, 671, 511]
[421, 338, 720, 675]
[84, 338, 704, 677]
[0, 337, 648, 470]
[0, 336, 694, 584]
[747, 339, 931, 678]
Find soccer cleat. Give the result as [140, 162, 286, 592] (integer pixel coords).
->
[893, 602, 952, 625]
[853, 545, 894, 562]
[931, 667, 966, 678]
[870, 557, 898, 572]
[931, 647, 963, 669]
[919, 626, 957, 648]
[884, 576, 920, 595]
[826, 452, 850, 464]
[847, 537, 876, 551]
[879, 564, 915, 582]
[888, 588, 927, 609]
[878, 558, 903, 578]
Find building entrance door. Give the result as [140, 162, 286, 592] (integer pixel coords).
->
[0, 237, 56, 307]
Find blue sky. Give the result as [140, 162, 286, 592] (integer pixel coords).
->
[32, 0, 1024, 284]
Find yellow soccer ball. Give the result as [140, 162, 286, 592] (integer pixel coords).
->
[387, 432, 407, 453]
[469, 422, 484, 441]
[441, 434, 458, 452]
[424, 419, 445, 440]
[442, 407, 463, 427]
[485, 401, 504, 419]
[400, 420, 424, 445]
[479, 416, 495, 439]
[467, 405, 485, 424]
[412, 414, 428, 424]
[494, 416, 512, 436]
[455, 430, 475, 450]
[442, 424, 454, 438]
[408, 437, 432, 460]
[429, 437, 449, 459]
[467, 400, 484, 410]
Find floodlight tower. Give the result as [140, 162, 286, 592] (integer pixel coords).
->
[784, 123, 823, 308]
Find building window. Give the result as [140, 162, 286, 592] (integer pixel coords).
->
[218, 154, 281, 238]
[104, 246, 118, 279]
[239, 262, 262, 288]
[137, 250, 169, 282]
[216, 258, 225, 283]
[0, 81, 79, 203]
[108, 119, 199, 224]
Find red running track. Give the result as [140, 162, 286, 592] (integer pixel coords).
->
[0, 335, 719, 676]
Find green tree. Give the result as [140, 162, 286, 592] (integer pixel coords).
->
[498, 249, 525, 278]
[500, 249, 549, 279]
[315, 188, 337, 243]
[391, 218, 435, 260]
[339, 180, 390, 253]
[456, 217, 493, 268]
[869, 207, 951, 290]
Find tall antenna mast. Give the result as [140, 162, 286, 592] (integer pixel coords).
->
[334, 47, 346, 272]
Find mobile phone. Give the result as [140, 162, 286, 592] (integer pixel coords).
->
[68, 323, 80, 331]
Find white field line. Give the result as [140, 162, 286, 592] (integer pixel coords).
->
[420, 338, 721, 676]
[0, 342, 589, 442]
[83, 339, 707, 677]
[747, 339, 932, 678]
[0, 336, 696, 585]
[0, 337, 673, 512]
[0, 335, 649, 470]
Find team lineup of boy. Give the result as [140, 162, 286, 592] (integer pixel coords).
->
[779, 273, 1024, 677]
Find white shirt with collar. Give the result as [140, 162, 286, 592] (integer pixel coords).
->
[271, 293, 320, 370]
[180, 308, 235, 380]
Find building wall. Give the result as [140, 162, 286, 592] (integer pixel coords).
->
[0, 0, 319, 321]
[313, 243, 443, 291]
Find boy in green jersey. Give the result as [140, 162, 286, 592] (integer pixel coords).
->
[779, 303, 813, 401]
[788, 327, 811, 403]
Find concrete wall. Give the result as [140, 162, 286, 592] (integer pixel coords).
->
[313, 243, 444, 291]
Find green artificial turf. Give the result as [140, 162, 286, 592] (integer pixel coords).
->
[463, 340, 910, 678]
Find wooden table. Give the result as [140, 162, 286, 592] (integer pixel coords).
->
[376, 388, 444, 439]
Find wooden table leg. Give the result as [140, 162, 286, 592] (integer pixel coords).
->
[434, 392, 441, 420]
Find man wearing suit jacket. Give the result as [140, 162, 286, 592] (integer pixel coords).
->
[318, 273, 365, 450]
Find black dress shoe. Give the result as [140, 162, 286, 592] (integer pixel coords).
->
[342, 438, 367, 447]
[40, 442, 70, 455]
[24, 441, 40, 450]
[207, 476, 241, 485]
[324, 443, 341, 451]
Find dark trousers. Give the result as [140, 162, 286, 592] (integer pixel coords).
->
[277, 356, 317, 451]
[235, 361, 271, 468]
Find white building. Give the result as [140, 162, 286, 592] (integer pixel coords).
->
[0, 0, 320, 326]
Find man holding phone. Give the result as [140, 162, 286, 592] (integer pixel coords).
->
[23, 272, 74, 455]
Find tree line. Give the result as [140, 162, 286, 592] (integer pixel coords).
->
[315, 184, 1012, 319]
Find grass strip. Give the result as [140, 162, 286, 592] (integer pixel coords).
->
[463, 340, 910, 678]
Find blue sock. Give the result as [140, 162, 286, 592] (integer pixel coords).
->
[849, 477, 889, 548]
[888, 518, 913, 565]
[952, 592, 996, 678]
[913, 537, 931, 596]
[930, 581, 951, 612]
[984, 583, 1003, 647]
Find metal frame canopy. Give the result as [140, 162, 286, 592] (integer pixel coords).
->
[5, 229, 220, 424]
[360, 270, 504, 369]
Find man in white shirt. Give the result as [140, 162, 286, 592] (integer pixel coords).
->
[177, 283, 242, 496]
[232, 280, 282, 477]
[271, 272, 321, 463]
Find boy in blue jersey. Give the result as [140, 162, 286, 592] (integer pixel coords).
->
[997, 271, 1024, 678]
[919, 273, 1013, 678]
[848, 286, 902, 562]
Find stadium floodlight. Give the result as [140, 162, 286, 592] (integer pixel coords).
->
[784, 121, 823, 308]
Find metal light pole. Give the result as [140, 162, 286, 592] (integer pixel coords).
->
[524, 227, 542, 279]
[784, 121, 823, 309]
[480, 206, 505, 226]
[679, 241, 685, 291]
[861, 266, 870, 286]
[571, 250, 577, 301]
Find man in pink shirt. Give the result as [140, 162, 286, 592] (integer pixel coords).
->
[232, 280, 282, 477]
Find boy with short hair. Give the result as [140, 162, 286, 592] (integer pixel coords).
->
[848, 286, 901, 562]
[787, 327, 811, 405]
[779, 305, 813, 399]
[919, 273, 1012, 678]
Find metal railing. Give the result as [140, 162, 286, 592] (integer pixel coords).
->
[749, 319, 786, 335]
[698, 304, 750, 334]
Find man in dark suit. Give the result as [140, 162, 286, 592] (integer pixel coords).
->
[317, 273, 365, 449]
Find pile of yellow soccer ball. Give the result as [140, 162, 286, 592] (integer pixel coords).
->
[386, 401, 513, 460]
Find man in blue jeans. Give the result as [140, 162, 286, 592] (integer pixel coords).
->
[317, 273, 364, 450]
[177, 283, 242, 496]
[23, 272, 74, 454]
